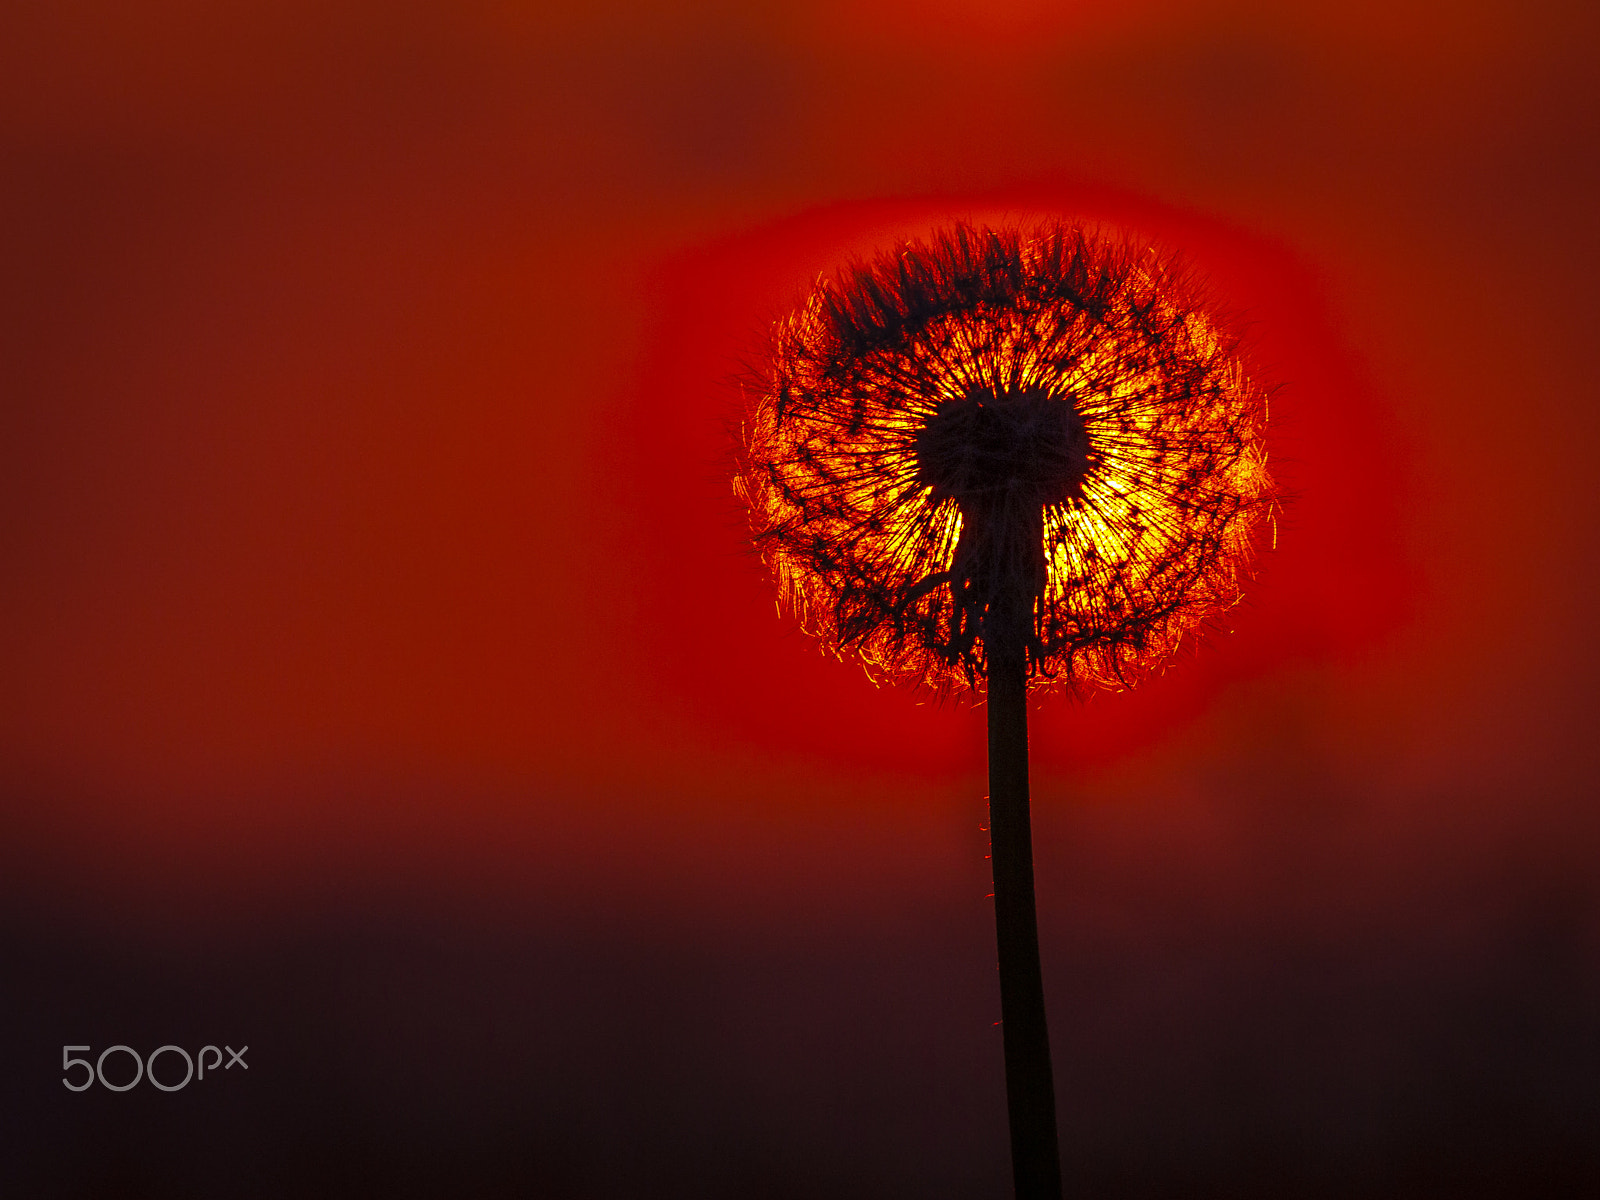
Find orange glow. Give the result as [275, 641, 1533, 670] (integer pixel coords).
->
[735, 222, 1276, 696]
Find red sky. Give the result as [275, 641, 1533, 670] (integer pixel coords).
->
[3, 2, 1597, 1195]
[4, 0, 1595, 906]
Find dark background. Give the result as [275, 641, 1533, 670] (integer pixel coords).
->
[3, 2, 1597, 1196]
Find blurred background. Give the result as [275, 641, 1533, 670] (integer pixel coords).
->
[2, 1, 1597, 1196]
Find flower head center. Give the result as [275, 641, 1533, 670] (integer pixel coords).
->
[914, 387, 1090, 510]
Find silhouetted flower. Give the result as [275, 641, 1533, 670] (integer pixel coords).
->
[735, 220, 1277, 695]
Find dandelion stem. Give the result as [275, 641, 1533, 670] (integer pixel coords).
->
[986, 589, 1063, 1200]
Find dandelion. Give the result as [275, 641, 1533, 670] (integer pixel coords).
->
[734, 220, 1276, 1199]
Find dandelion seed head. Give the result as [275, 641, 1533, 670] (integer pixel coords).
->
[733, 220, 1277, 696]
